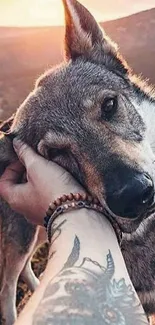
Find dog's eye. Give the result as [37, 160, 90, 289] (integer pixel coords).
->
[101, 97, 118, 120]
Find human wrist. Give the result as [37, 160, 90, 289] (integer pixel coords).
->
[35, 185, 84, 222]
[47, 208, 117, 263]
[44, 208, 140, 310]
[42, 184, 85, 209]
[44, 192, 104, 242]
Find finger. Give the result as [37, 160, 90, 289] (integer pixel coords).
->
[13, 139, 38, 169]
[0, 181, 29, 213]
[0, 161, 25, 202]
[0, 161, 24, 185]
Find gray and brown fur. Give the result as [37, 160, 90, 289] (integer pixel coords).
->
[1, 0, 155, 321]
[0, 117, 46, 325]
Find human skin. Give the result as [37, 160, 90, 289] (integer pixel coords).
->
[0, 139, 84, 225]
[0, 140, 149, 325]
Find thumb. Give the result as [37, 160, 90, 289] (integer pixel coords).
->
[13, 139, 38, 169]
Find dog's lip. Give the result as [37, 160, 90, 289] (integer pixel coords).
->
[99, 193, 155, 222]
[99, 197, 143, 222]
[98, 197, 127, 221]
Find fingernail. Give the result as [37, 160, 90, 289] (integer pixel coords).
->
[13, 138, 23, 152]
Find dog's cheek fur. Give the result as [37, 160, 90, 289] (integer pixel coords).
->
[50, 153, 85, 186]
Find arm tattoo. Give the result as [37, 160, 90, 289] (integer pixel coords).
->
[48, 220, 67, 260]
[33, 226, 148, 325]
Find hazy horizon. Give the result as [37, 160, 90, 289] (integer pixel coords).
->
[0, 0, 155, 27]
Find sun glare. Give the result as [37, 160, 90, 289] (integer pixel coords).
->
[0, 0, 155, 27]
[0, 0, 108, 27]
[0, 0, 64, 26]
[29, 0, 64, 26]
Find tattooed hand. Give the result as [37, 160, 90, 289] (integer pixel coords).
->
[15, 209, 149, 325]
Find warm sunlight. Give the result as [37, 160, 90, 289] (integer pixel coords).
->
[0, 0, 64, 26]
[0, 0, 104, 27]
[0, 0, 155, 27]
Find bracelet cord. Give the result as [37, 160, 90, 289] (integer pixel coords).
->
[44, 193, 122, 244]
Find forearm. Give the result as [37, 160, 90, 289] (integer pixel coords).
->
[15, 209, 149, 325]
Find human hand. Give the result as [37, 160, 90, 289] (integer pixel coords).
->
[0, 139, 84, 225]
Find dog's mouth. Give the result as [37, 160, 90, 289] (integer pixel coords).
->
[141, 198, 155, 219]
[98, 194, 155, 235]
[119, 193, 154, 220]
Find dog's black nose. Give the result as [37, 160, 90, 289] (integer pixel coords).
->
[107, 173, 154, 218]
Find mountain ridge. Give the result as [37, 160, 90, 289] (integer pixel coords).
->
[0, 8, 155, 118]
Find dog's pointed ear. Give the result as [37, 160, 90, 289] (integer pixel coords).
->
[62, 0, 115, 59]
[62, 0, 129, 74]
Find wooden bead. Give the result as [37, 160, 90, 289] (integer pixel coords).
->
[49, 203, 56, 211]
[46, 209, 52, 217]
[68, 193, 74, 200]
[55, 198, 61, 206]
[74, 193, 81, 201]
[61, 195, 67, 202]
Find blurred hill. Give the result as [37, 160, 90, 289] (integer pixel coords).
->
[0, 8, 155, 119]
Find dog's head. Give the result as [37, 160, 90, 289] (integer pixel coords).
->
[1, 0, 155, 232]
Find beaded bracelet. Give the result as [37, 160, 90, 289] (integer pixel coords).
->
[44, 192, 122, 244]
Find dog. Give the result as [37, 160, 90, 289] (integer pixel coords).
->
[0, 0, 155, 322]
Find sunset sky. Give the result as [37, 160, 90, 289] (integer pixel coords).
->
[0, 0, 155, 26]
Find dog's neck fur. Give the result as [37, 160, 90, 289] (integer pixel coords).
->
[133, 97, 155, 152]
